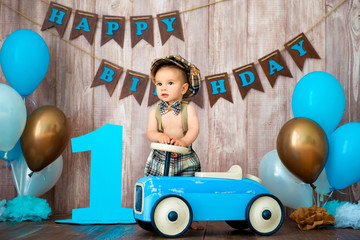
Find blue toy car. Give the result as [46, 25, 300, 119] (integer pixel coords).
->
[134, 143, 284, 238]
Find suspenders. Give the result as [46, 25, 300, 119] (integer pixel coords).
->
[155, 101, 189, 133]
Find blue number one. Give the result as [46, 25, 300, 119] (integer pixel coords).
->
[56, 124, 135, 224]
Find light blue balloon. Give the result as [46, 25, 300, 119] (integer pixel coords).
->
[0, 83, 27, 151]
[0, 139, 21, 162]
[325, 123, 360, 189]
[292, 71, 345, 136]
[0, 29, 50, 96]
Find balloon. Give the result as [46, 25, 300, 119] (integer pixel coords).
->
[325, 122, 360, 189]
[0, 29, 50, 96]
[0, 83, 27, 151]
[313, 169, 332, 196]
[21, 105, 70, 172]
[0, 140, 21, 163]
[292, 71, 345, 136]
[259, 150, 313, 209]
[277, 117, 328, 184]
[11, 150, 63, 197]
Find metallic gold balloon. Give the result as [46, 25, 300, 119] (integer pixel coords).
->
[276, 117, 328, 184]
[21, 105, 70, 172]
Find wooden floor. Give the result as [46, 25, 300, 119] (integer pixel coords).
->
[0, 215, 360, 240]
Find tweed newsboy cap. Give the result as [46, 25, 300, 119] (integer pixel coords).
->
[150, 55, 201, 98]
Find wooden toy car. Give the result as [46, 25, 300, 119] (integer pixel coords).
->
[134, 143, 284, 238]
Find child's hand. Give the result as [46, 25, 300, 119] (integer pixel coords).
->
[158, 134, 171, 144]
[170, 138, 188, 147]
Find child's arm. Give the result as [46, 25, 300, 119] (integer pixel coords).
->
[171, 104, 199, 147]
[146, 108, 171, 144]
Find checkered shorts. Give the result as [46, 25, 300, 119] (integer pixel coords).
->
[144, 148, 201, 177]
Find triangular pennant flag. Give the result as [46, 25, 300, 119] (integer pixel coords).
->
[69, 10, 98, 44]
[41, 2, 72, 38]
[184, 85, 204, 108]
[157, 11, 184, 45]
[147, 82, 159, 107]
[130, 15, 154, 48]
[259, 50, 293, 88]
[205, 73, 233, 107]
[91, 60, 123, 97]
[285, 32, 321, 71]
[101, 15, 125, 47]
[232, 63, 264, 99]
[120, 71, 149, 105]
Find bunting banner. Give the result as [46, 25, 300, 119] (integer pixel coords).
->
[119, 71, 149, 105]
[205, 73, 233, 107]
[285, 33, 321, 71]
[101, 15, 126, 47]
[69, 10, 98, 44]
[91, 60, 124, 97]
[232, 63, 264, 100]
[130, 15, 154, 48]
[157, 11, 184, 45]
[259, 50, 293, 88]
[12, 0, 342, 108]
[41, 2, 72, 38]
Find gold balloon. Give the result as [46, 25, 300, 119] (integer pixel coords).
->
[21, 105, 70, 172]
[276, 117, 328, 184]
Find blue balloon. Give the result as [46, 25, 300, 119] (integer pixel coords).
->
[325, 123, 360, 190]
[0, 29, 49, 96]
[0, 140, 21, 162]
[292, 71, 345, 136]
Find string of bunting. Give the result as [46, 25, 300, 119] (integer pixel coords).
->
[0, 0, 348, 108]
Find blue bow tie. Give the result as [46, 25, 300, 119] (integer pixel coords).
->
[160, 101, 181, 115]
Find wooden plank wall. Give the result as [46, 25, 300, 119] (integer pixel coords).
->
[0, 0, 359, 214]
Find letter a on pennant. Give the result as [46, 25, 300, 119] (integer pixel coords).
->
[285, 32, 321, 71]
[259, 50, 293, 88]
[69, 10, 99, 44]
[41, 2, 72, 38]
[157, 11, 184, 45]
[130, 15, 154, 48]
[91, 60, 123, 97]
[232, 63, 264, 99]
[205, 73, 233, 107]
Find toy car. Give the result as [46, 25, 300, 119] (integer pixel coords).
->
[134, 143, 284, 238]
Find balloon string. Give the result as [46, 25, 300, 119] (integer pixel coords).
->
[22, 96, 37, 106]
[28, 171, 34, 178]
[7, 159, 12, 167]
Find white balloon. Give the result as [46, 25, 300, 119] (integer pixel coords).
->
[11, 150, 63, 197]
[259, 150, 313, 209]
[314, 169, 332, 195]
[0, 83, 26, 151]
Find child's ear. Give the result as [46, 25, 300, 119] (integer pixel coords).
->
[181, 83, 189, 95]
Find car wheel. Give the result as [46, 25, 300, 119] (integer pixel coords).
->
[135, 219, 155, 232]
[151, 195, 192, 238]
[225, 220, 248, 230]
[246, 194, 284, 236]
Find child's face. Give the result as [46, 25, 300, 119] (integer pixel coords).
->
[155, 66, 188, 104]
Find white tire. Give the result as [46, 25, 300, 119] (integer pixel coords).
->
[151, 195, 192, 238]
[246, 194, 284, 236]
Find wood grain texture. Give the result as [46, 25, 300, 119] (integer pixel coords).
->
[0, 0, 359, 216]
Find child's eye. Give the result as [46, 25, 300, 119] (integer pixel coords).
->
[157, 83, 162, 86]
[168, 82, 173, 85]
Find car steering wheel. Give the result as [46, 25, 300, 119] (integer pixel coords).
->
[150, 142, 190, 154]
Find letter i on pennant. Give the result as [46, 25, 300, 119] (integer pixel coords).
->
[285, 32, 321, 71]
[69, 10, 99, 44]
[119, 71, 149, 105]
[91, 60, 123, 97]
[41, 2, 72, 38]
[205, 73, 233, 107]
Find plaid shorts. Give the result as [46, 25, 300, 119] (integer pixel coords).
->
[144, 148, 201, 177]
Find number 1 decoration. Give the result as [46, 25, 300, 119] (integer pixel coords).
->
[56, 124, 135, 224]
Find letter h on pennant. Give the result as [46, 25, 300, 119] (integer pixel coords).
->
[205, 73, 233, 107]
[41, 2, 72, 38]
